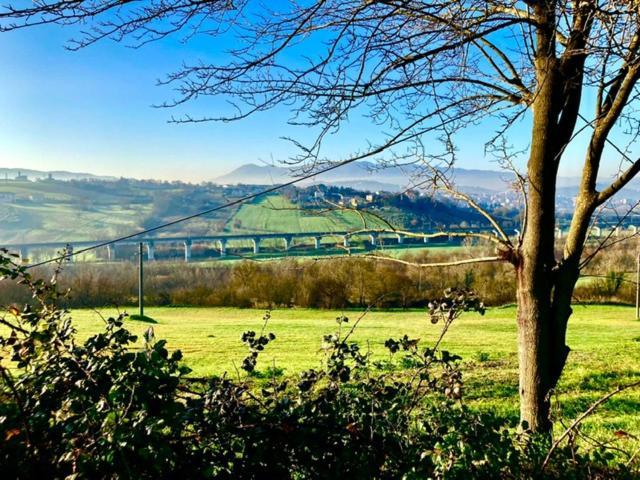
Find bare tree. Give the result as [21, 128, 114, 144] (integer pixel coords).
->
[4, 0, 640, 432]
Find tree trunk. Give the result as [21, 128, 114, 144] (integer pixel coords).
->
[517, 4, 562, 430]
[516, 268, 554, 432]
[516, 166, 558, 432]
[516, 151, 559, 431]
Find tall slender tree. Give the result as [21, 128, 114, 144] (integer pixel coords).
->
[4, 0, 640, 432]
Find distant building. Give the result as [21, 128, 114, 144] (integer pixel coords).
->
[14, 171, 29, 181]
[0, 192, 15, 203]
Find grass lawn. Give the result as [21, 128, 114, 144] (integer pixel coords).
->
[68, 304, 640, 443]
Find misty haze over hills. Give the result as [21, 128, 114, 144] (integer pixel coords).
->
[214, 161, 640, 199]
[4, 163, 640, 199]
[214, 162, 582, 193]
[213, 162, 519, 192]
[0, 168, 117, 182]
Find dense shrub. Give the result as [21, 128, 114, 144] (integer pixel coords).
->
[0, 251, 636, 478]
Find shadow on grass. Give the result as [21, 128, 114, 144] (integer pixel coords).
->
[558, 395, 640, 419]
[129, 314, 158, 324]
[578, 370, 640, 391]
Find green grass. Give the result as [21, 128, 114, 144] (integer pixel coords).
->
[0, 202, 147, 245]
[226, 194, 393, 234]
[68, 304, 640, 442]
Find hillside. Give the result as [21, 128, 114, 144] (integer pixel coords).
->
[0, 179, 238, 244]
[215, 161, 640, 199]
[0, 178, 487, 245]
[226, 195, 391, 234]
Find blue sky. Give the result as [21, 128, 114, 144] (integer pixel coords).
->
[1, 25, 317, 181]
[0, 21, 632, 182]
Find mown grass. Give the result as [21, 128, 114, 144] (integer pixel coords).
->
[69, 304, 640, 445]
[226, 194, 392, 233]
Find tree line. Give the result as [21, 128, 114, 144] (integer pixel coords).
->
[2, 244, 637, 310]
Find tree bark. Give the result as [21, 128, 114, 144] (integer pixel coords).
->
[516, 1, 562, 432]
[517, 105, 559, 431]
[516, 140, 559, 432]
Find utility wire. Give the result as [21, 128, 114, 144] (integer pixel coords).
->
[23, 158, 364, 269]
[24, 109, 635, 270]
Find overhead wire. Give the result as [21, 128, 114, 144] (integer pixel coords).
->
[22, 158, 366, 269]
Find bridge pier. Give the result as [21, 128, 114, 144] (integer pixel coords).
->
[283, 236, 292, 251]
[252, 238, 260, 254]
[313, 236, 321, 250]
[183, 240, 192, 262]
[343, 235, 350, 248]
[613, 227, 620, 237]
[107, 244, 116, 261]
[369, 233, 378, 247]
[18, 248, 28, 263]
[218, 239, 227, 257]
[146, 241, 155, 261]
[66, 244, 74, 262]
[396, 233, 404, 244]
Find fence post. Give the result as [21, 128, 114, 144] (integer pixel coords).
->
[636, 252, 640, 320]
[139, 242, 144, 318]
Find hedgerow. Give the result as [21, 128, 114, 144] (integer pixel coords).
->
[0, 249, 635, 479]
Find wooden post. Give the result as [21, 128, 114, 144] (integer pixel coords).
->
[139, 242, 144, 318]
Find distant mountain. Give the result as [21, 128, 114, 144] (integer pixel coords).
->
[214, 163, 290, 185]
[0, 167, 117, 182]
[214, 162, 523, 192]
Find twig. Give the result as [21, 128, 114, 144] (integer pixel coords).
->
[542, 380, 640, 471]
[363, 254, 503, 268]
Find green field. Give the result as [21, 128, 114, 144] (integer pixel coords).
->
[1, 203, 147, 244]
[68, 304, 640, 442]
[226, 194, 394, 234]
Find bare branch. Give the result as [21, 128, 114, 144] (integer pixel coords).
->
[362, 254, 504, 268]
[542, 379, 640, 472]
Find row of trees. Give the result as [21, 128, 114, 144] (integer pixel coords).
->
[3, 242, 637, 309]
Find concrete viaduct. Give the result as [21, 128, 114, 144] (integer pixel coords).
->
[4, 230, 430, 263]
[4, 225, 626, 263]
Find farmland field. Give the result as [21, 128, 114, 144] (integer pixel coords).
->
[226, 194, 393, 233]
[68, 304, 640, 441]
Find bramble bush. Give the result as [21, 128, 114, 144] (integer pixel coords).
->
[0, 249, 636, 479]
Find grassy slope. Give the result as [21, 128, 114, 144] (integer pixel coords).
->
[0, 181, 149, 243]
[226, 194, 393, 234]
[70, 304, 640, 441]
[1, 204, 147, 244]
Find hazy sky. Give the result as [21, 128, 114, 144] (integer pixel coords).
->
[0, 18, 634, 182]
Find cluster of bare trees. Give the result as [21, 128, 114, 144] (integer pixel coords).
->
[5, 0, 640, 432]
[0, 253, 515, 308]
